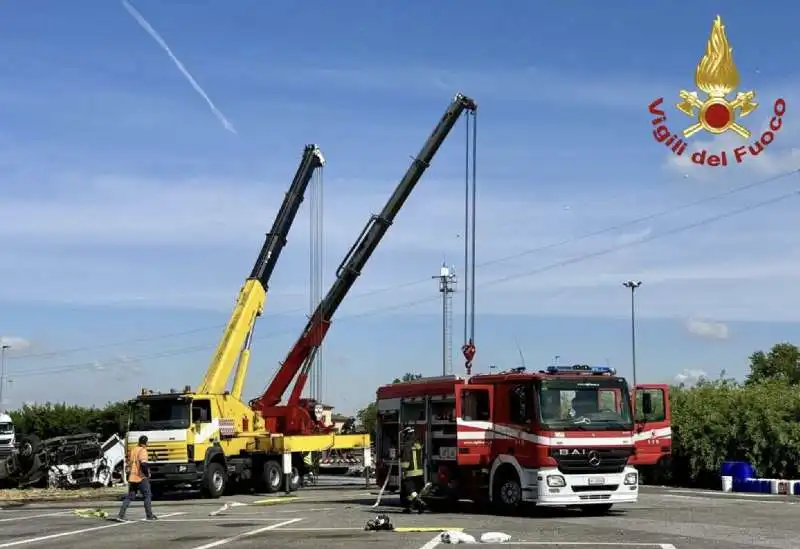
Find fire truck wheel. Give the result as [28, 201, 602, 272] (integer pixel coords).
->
[493, 470, 522, 515]
[580, 503, 613, 515]
[263, 460, 283, 493]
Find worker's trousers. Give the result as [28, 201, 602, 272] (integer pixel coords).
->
[118, 478, 154, 519]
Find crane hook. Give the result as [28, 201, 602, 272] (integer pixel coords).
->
[462, 340, 476, 376]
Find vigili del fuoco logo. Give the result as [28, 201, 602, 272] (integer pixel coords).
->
[648, 15, 787, 167]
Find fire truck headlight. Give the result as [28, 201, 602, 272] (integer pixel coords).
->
[624, 472, 638, 485]
[546, 475, 566, 487]
[178, 465, 188, 473]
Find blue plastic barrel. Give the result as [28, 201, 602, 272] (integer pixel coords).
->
[720, 460, 755, 480]
[794, 482, 800, 496]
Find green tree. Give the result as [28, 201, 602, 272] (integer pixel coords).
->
[356, 401, 377, 435]
[392, 373, 422, 383]
[355, 373, 422, 436]
[746, 342, 800, 385]
[9, 400, 134, 440]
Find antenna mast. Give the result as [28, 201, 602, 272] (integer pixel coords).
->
[433, 263, 457, 375]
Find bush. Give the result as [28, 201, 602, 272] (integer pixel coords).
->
[9, 401, 131, 441]
[670, 377, 800, 487]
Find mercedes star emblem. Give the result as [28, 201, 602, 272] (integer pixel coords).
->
[587, 450, 601, 467]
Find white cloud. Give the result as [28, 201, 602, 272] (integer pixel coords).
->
[0, 336, 31, 351]
[1, 168, 800, 323]
[675, 368, 708, 386]
[684, 318, 730, 340]
[223, 64, 665, 112]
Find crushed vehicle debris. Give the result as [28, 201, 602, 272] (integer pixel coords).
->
[0, 433, 125, 489]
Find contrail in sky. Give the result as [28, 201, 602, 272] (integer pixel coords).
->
[121, 0, 237, 134]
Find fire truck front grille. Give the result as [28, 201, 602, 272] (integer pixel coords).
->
[550, 446, 633, 475]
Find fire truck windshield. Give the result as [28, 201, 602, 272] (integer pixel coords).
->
[537, 378, 633, 431]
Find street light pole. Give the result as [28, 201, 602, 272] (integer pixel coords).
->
[0, 344, 9, 406]
[622, 281, 642, 387]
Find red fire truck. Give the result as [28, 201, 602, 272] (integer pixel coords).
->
[630, 384, 672, 483]
[375, 365, 662, 514]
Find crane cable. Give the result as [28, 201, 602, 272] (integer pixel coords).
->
[462, 110, 478, 375]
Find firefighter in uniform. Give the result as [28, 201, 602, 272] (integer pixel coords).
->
[301, 452, 314, 486]
[400, 428, 429, 513]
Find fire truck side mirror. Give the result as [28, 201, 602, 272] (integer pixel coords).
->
[641, 392, 653, 416]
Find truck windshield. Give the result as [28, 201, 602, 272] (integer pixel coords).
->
[0, 423, 12, 435]
[537, 378, 633, 431]
[130, 399, 191, 430]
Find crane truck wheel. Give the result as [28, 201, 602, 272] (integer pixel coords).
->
[263, 460, 283, 494]
[201, 462, 227, 499]
[492, 468, 522, 515]
[288, 466, 301, 492]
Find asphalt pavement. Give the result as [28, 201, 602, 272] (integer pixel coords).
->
[0, 478, 796, 549]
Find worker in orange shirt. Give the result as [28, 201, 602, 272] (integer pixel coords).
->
[113, 435, 158, 521]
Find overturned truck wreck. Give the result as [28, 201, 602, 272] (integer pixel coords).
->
[0, 433, 125, 489]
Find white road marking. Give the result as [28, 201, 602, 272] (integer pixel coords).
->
[281, 526, 364, 532]
[190, 518, 302, 549]
[419, 533, 443, 549]
[505, 543, 674, 547]
[0, 512, 185, 548]
[0, 512, 70, 523]
[274, 507, 335, 513]
[158, 518, 289, 522]
[662, 494, 795, 505]
[648, 487, 791, 499]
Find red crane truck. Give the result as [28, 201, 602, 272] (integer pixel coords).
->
[375, 364, 663, 514]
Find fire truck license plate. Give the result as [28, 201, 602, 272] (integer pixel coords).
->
[588, 477, 605, 485]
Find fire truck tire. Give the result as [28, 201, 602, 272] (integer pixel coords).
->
[580, 503, 613, 515]
[201, 462, 227, 499]
[492, 469, 522, 515]
[263, 460, 282, 494]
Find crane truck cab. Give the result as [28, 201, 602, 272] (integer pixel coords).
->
[0, 412, 15, 460]
[375, 365, 644, 515]
[126, 388, 276, 498]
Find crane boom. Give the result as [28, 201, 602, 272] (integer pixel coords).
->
[197, 145, 326, 395]
[253, 94, 477, 433]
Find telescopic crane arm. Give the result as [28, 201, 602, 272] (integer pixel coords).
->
[197, 145, 325, 397]
[252, 94, 477, 433]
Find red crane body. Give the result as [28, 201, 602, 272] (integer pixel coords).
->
[251, 94, 478, 435]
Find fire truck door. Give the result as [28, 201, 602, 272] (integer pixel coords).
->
[632, 384, 671, 466]
[455, 385, 494, 467]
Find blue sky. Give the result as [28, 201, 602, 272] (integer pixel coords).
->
[1, 1, 799, 414]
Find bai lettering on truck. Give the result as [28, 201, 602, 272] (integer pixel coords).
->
[648, 15, 786, 168]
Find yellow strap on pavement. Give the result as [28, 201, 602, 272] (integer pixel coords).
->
[73, 508, 109, 519]
[253, 496, 300, 505]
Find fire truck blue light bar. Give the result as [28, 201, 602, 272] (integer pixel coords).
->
[545, 365, 617, 376]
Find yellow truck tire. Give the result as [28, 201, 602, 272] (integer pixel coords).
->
[201, 462, 227, 499]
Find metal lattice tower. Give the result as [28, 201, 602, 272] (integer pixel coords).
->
[433, 263, 457, 376]
[308, 168, 325, 402]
